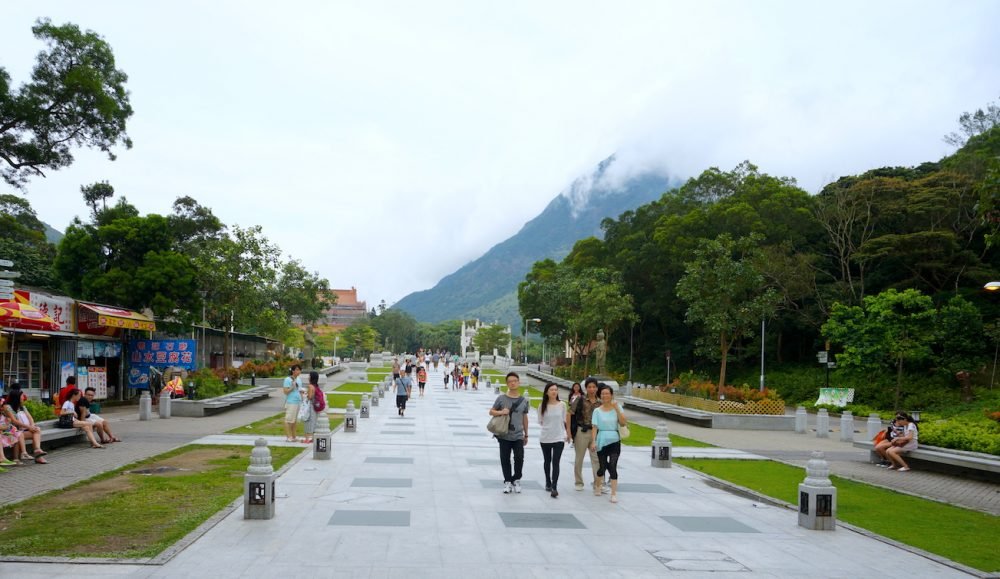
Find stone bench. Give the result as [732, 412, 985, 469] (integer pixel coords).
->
[21, 418, 87, 452]
[171, 385, 272, 417]
[618, 396, 715, 427]
[853, 440, 1000, 483]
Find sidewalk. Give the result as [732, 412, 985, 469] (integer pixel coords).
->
[1, 366, 974, 578]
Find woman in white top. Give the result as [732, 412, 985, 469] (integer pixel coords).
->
[538, 382, 572, 498]
[886, 413, 919, 471]
[56, 388, 104, 448]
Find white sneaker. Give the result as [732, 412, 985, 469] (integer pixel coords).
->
[503, 482, 513, 494]
[513, 481, 522, 494]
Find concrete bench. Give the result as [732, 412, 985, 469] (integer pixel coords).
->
[853, 440, 1000, 483]
[171, 385, 272, 417]
[20, 419, 87, 452]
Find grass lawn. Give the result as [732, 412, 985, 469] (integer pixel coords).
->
[337, 381, 379, 392]
[0, 444, 303, 558]
[226, 411, 345, 436]
[367, 372, 390, 381]
[677, 458, 1000, 573]
[622, 423, 713, 448]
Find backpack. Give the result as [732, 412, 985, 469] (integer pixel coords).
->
[312, 386, 326, 412]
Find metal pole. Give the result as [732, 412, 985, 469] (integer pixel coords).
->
[759, 317, 766, 392]
[628, 323, 634, 382]
[522, 318, 526, 364]
[991, 341, 998, 390]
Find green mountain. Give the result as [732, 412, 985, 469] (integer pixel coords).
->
[43, 221, 63, 244]
[393, 155, 677, 327]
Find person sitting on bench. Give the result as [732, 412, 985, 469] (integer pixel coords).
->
[886, 413, 919, 472]
[57, 388, 105, 449]
[77, 387, 121, 443]
[3, 384, 48, 463]
[162, 373, 186, 399]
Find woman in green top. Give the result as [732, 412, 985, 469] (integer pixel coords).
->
[589, 383, 626, 503]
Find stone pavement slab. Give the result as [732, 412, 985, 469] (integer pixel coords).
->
[0, 367, 973, 577]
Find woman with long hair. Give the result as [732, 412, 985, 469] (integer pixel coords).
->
[886, 413, 919, 472]
[303, 371, 321, 444]
[590, 383, 626, 503]
[3, 384, 47, 463]
[538, 382, 571, 498]
[57, 388, 104, 449]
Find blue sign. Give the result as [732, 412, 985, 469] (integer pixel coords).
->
[128, 339, 197, 369]
[128, 367, 150, 389]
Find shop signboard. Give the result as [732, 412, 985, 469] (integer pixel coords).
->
[14, 290, 74, 333]
[88, 366, 108, 399]
[128, 339, 196, 369]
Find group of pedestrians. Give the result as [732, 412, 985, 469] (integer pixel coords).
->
[281, 364, 325, 443]
[873, 412, 919, 471]
[490, 374, 626, 503]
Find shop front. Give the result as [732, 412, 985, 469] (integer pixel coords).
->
[77, 302, 156, 401]
[0, 290, 73, 400]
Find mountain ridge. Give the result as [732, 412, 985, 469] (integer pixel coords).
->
[393, 156, 677, 326]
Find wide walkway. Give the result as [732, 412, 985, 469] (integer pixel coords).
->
[1, 363, 977, 577]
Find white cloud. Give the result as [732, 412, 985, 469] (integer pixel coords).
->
[3, 0, 998, 307]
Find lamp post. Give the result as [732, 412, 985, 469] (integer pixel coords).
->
[334, 335, 340, 361]
[523, 317, 540, 364]
[199, 290, 207, 370]
[985, 282, 1000, 389]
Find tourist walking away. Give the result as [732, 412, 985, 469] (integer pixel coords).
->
[886, 413, 919, 471]
[570, 378, 601, 491]
[417, 365, 428, 397]
[471, 363, 480, 390]
[302, 371, 321, 444]
[283, 364, 304, 442]
[443, 369, 450, 390]
[395, 368, 413, 416]
[538, 382, 571, 498]
[392, 357, 401, 379]
[489, 372, 530, 494]
[590, 383, 626, 503]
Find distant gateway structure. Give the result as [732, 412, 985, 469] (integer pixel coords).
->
[460, 319, 512, 360]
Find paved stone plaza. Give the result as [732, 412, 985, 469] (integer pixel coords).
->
[0, 365, 980, 578]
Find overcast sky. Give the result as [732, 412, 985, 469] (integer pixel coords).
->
[3, 1, 998, 308]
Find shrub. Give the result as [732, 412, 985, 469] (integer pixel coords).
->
[918, 418, 1000, 455]
[24, 399, 55, 421]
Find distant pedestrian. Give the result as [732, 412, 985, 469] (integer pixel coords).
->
[538, 382, 571, 498]
[590, 383, 626, 503]
[489, 372, 530, 494]
[417, 366, 427, 397]
[282, 364, 303, 442]
[395, 368, 413, 416]
[443, 370, 450, 390]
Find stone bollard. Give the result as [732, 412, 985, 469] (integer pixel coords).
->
[815, 408, 829, 438]
[139, 391, 152, 421]
[651, 422, 673, 468]
[158, 389, 171, 419]
[371, 386, 380, 406]
[378, 383, 385, 398]
[794, 406, 807, 434]
[839, 411, 854, 442]
[344, 400, 358, 432]
[866, 413, 882, 441]
[360, 394, 371, 418]
[798, 451, 837, 530]
[244, 438, 276, 520]
[312, 409, 332, 461]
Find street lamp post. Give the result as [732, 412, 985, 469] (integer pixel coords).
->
[199, 290, 207, 370]
[985, 282, 1000, 389]
[523, 317, 541, 364]
[334, 335, 340, 361]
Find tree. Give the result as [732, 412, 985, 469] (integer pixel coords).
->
[341, 319, 379, 358]
[274, 259, 332, 325]
[168, 195, 224, 249]
[676, 234, 780, 389]
[935, 296, 985, 402]
[0, 194, 57, 288]
[944, 95, 1000, 147]
[81, 181, 115, 216]
[473, 323, 511, 355]
[823, 289, 937, 409]
[194, 225, 282, 368]
[0, 19, 133, 188]
[370, 309, 418, 352]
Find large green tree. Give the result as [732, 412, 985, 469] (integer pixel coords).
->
[676, 234, 780, 389]
[0, 194, 57, 288]
[0, 19, 132, 188]
[823, 289, 937, 409]
[472, 323, 511, 356]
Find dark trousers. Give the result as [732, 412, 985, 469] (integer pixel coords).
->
[396, 395, 407, 409]
[498, 438, 524, 483]
[540, 441, 564, 489]
[597, 441, 621, 480]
